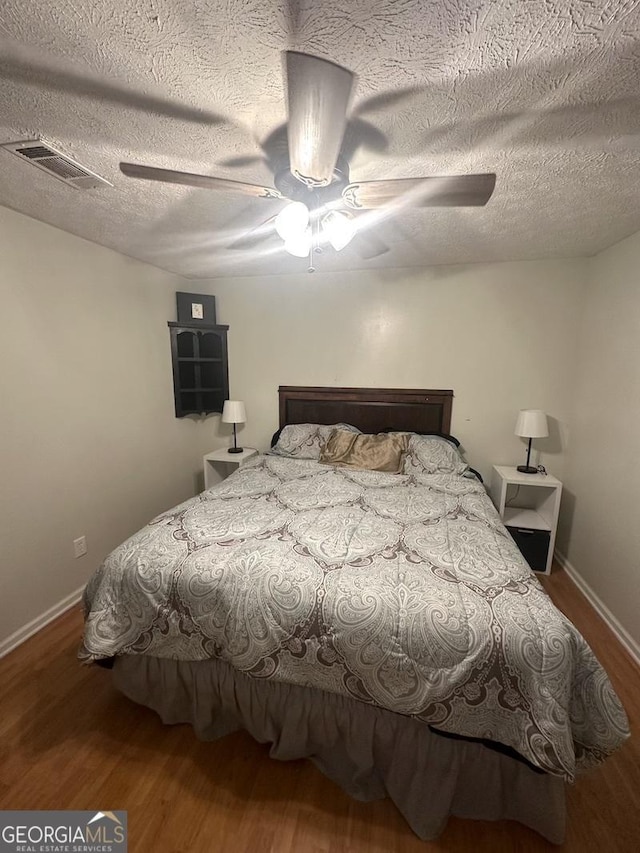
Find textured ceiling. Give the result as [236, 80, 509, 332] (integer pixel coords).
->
[1, 0, 640, 278]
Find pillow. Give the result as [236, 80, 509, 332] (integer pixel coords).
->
[319, 429, 409, 473]
[402, 434, 468, 475]
[270, 423, 360, 460]
[380, 427, 461, 447]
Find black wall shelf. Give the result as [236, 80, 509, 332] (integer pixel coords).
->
[168, 321, 229, 417]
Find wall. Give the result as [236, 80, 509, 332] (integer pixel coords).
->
[0, 206, 216, 651]
[2, 210, 614, 654]
[205, 258, 586, 484]
[558, 230, 640, 651]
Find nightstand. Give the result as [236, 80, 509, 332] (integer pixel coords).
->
[489, 466, 562, 575]
[203, 447, 258, 489]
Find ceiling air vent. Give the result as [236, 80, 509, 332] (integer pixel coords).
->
[1, 139, 112, 190]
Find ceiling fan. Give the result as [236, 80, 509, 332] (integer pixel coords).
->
[120, 52, 496, 268]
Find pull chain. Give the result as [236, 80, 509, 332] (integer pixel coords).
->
[308, 213, 316, 273]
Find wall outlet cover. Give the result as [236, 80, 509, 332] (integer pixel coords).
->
[73, 536, 87, 558]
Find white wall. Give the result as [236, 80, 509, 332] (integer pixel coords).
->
[0, 206, 216, 650]
[9, 207, 627, 655]
[559, 230, 640, 650]
[205, 259, 586, 483]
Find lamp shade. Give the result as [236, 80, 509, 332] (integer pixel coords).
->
[275, 202, 309, 241]
[221, 400, 246, 424]
[322, 210, 357, 251]
[515, 409, 548, 439]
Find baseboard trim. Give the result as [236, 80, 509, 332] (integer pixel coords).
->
[555, 551, 640, 668]
[0, 586, 84, 659]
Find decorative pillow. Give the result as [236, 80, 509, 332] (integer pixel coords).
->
[402, 434, 468, 475]
[319, 429, 409, 473]
[270, 423, 360, 460]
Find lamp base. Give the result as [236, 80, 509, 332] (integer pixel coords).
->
[227, 446, 243, 454]
[516, 464, 538, 474]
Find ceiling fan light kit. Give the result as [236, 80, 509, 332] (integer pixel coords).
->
[274, 202, 357, 257]
[283, 228, 312, 258]
[322, 210, 357, 251]
[275, 201, 310, 240]
[119, 51, 496, 269]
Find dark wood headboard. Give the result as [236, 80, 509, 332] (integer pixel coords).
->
[278, 386, 453, 435]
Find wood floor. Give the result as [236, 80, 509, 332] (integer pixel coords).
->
[0, 565, 638, 852]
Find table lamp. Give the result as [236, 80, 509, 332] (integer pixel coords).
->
[514, 409, 548, 474]
[222, 400, 246, 454]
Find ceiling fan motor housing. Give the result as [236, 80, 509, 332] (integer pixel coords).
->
[274, 156, 350, 208]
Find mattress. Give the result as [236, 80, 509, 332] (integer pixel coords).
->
[81, 453, 629, 781]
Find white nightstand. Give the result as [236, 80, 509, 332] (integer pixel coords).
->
[203, 447, 258, 489]
[489, 466, 562, 575]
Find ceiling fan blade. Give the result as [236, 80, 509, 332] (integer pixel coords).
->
[285, 52, 354, 187]
[119, 163, 282, 199]
[228, 215, 277, 250]
[342, 174, 496, 209]
[351, 226, 390, 260]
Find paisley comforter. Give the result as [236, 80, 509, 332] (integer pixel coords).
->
[81, 454, 629, 779]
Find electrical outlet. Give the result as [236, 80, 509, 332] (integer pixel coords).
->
[73, 536, 87, 558]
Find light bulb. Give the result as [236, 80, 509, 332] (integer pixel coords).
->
[275, 202, 310, 241]
[322, 211, 356, 251]
[283, 227, 312, 257]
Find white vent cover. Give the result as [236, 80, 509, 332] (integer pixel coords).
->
[1, 139, 112, 189]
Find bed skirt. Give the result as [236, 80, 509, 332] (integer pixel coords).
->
[112, 655, 566, 843]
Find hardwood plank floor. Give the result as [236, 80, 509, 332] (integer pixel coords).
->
[0, 564, 638, 852]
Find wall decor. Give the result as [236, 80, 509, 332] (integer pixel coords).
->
[176, 292, 217, 324]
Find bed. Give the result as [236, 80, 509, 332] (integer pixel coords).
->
[81, 386, 629, 843]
